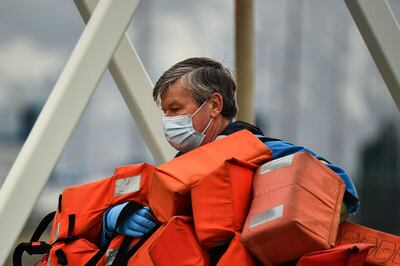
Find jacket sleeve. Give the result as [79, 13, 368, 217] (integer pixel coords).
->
[264, 140, 359, 214]
[101, 208, 114, 247]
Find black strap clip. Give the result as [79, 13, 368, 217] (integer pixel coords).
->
[13, 241, 51, 266]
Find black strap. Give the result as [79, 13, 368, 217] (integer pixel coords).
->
[119, 223, 161, 265]
[49, 214, 76, 245]
[13, 212, 55, 266]
[30, 211, 56, 242]
[51, 236, 75, 245]
[84, 241, 110, 266]
[258, 136, 281, 143]
[109, 236, 134, 266]
[67, 214, 75, 237]
[115, 201, 143, 228]
[58, 194, 62, 212]
[220, 121, 265, 136]
[84, 201, 144, 266]
[55, 248, 68, 265]
[13, 241, 51, 266]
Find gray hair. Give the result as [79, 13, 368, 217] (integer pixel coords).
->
[153, 57, 238, 119]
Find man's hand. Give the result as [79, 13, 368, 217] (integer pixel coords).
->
[105, 203, 157, 238]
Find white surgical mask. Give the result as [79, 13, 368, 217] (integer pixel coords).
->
[162, 101, 213, 153]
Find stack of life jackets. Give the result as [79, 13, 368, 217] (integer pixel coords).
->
[133, 129, 271, 265]
[15, 129, 373, 265]
[14, 130, 272, 265]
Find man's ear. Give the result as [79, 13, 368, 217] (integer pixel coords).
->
[210, 93, 223, 117]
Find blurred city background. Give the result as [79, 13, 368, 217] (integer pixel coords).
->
[1, 0, 400, 264]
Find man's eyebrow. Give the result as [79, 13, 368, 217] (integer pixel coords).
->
[165, 100, 181, 107]
[161, 100, 176, 111]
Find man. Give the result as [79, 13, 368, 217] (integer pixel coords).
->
[102, 57, 359, 244]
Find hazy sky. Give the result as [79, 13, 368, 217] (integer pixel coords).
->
[1, 0, 399, 183]
[1, 0, 400, 240]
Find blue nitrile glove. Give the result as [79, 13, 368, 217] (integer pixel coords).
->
[115, 206, 157, 237]
[104, 202, 157, 240]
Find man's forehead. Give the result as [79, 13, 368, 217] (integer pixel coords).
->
[161, 82, 193, 104]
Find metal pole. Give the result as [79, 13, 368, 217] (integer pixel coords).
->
[235, 0, 255, 123]
[345, 0, 400, 111]
[75, 0, 175, 164]
[0, 0, 139, 263]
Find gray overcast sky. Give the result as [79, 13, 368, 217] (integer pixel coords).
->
[1, 0, 400, 182]
[0, 1, 82, 48]
[1, 0, 400, 244]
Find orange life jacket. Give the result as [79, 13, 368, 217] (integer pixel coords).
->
[50, 162, 155, 245]
[149, 216, 210, 266]
[337, 221, 400, 265]
[125, 224, 165, 266]
[191, 158, 259, 248]
[124, 216, 210, 266]
[216, 232, 258, 266]
[241, 151, 346, 265]
[297, 243, 374, 266]
[149, 129, 272, 223]
[14, 162, 155, 266]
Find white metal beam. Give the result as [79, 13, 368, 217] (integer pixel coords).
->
[0, 0, 139, 263]
[345, 0, 400, 111]
[74, 0, 175, 164]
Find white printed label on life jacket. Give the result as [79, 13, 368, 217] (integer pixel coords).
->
[249, 204, 284, 228]
[258, 154, 294, 175]
[114, 175, 141, 197]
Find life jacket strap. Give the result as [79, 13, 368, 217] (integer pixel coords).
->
[257, 136, 281, 143]
[115, 223, 162, 265]
[58, 194, 62, 212]
[55, 248, 68, 265]
[31, 211, 56, 242]
[67, 214, 75, 237]
[85, 201, 147, 266]
[13, 241, 52, 266]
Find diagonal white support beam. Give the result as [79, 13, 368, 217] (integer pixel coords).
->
[345, 0, 400, 111]
[75, 0, 175, 164]
[0, 0, 139, 263]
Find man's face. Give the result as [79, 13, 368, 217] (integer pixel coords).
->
[160, 80, 211, 133]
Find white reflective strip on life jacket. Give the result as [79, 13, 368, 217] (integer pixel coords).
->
[249, 204, 284, 228]
[258, 154, 294, 175]
[53, 221, 60, 241]
[114, 175, 141, 197]
[106, 248, 119, 265]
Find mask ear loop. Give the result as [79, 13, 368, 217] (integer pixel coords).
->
[191, 100, 208, 118]
[192, 99, 213, 134]
[201, 117, 213, 134]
